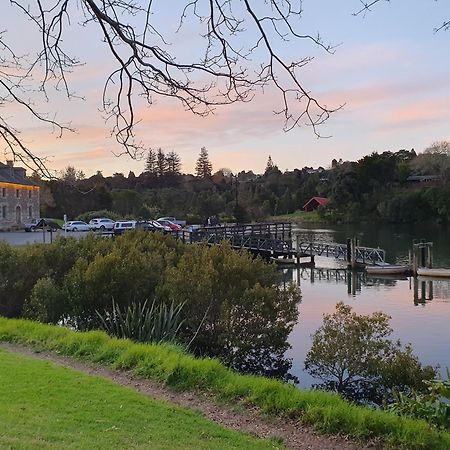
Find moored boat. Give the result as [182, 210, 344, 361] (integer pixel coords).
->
[417, 268, 450, 278]
[366, 264, 411, 275]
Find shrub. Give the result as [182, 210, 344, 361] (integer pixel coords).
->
[305, 302, 436, 405]
[96, 299, 184, 343]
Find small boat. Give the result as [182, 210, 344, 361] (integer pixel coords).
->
[270, 257, 297, 265]
[366, 264, 411, 275]
[417, 268, 450, 278]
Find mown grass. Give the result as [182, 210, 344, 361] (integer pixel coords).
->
[269, 210, 323, 223]
[0, 347, 280, 449]
[1, 318, 450, 449]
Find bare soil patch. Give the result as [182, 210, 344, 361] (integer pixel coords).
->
[1, 342, 375, 450]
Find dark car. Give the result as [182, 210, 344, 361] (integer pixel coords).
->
[24, 218, 61, 232]
[135, 221, 159, 232]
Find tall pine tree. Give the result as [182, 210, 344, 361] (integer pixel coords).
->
[195, 147, 212, 178]
[156, 148, 167, 177]
[165, 151, 182, 175]
[145, 149, 157, 175]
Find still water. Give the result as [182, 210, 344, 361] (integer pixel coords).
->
[286, 222, 450, 388]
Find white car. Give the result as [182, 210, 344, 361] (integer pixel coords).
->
[63, 221, 90, 232]
[113, 220, 137, 235]
[89, 218, 116, 231]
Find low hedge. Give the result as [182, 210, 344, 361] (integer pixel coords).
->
[1, 318, 449, 449]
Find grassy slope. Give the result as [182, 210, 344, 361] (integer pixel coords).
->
[0, 348, 279, 450]
[1, 318, 450, 450]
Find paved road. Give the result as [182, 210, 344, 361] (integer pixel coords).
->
[0, 230, 101, 246]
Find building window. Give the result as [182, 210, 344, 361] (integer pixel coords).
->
[1, 188, 5, 198]
[1, 206, 6, 219]
[28, 206, 32, 218]
[28, 190, 32, 199]
[16, 189, 20, 198]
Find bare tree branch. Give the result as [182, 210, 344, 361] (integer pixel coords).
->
[1, 1, 446, 176]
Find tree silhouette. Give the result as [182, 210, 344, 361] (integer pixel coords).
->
[156, 148, 167, 178]
[144, 149, 158, 175]
[196, 147, 213, 179]
[165, 151, 182, 176]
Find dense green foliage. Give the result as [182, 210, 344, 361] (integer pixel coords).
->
[305, 303, 436, 405]
[389, 371, 450, 431]
[1, 318, 450, 449]
[35, 143, 450, 225]
[0, 348, 278, 449]
[0, 232, 299, 379]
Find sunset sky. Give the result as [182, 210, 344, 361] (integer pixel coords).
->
[4, 1, 450, 176]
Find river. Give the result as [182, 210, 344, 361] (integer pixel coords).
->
[286, 222, 450, 388]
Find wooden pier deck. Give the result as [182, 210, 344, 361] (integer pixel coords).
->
[172, 223, 386, 266]
[173, 222, 296, 259]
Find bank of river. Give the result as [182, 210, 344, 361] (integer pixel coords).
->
[287, 222, 450, 388]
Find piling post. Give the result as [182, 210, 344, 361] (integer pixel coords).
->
[350, 238, 356, 269]
[412, 243, 418, 276]
[346, 238, 351, 266]
[427, 243, 433, 269]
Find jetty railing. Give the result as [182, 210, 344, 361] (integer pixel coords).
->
[172, 222, 294, 256]
[296, 238, 386, 265]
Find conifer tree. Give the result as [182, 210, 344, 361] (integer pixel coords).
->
[156, 148, 167, 177]
[165, 151, 182, 175]
[195, 147, 213, 178]
[145, 149, 157, 175]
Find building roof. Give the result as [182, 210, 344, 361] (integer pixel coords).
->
[0, 162, 38, 186]
[302, 196, 330, 209]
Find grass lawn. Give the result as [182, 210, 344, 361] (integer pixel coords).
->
[269, 210, 322, 223]
[0, 348, 281, 450]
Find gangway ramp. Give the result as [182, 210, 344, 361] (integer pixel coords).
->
[296, 239, 386, 265]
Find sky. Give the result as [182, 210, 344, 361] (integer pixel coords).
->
[3, 1, 450, 176]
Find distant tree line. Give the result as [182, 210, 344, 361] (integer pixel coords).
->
[34, 141, 450, 225]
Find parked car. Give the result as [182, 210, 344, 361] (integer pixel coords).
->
[24, 218, 60, 232]
[89, 218, 116, 231]
[62, 221, 90, 232]
[113, 220, 137, 235]
[149, 220, 171, 232]
[156, 219, 182, 231]
[157, 216, 187, 227]
[135, 220, 159, 232]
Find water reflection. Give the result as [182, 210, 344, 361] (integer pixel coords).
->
[286, 222, 450, 387]
[285, 266, 450, 305]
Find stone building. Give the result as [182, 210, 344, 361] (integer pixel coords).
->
[0, 161, 40, 230]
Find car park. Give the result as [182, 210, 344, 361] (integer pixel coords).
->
[62, 221, 90, 232]
[113, 220, 137, 235]
[89, 218, 116, 231]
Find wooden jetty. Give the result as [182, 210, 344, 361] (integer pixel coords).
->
[172, 222, 298, 261]
[172, 223, 388, 268]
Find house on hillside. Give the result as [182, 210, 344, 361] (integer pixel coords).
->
[0, 161, 40, 230]
[302, 196, 329, 212]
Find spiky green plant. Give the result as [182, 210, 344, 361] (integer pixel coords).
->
[96, 299, 184, 343]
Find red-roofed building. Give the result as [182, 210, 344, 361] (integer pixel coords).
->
[302, 196, 329, 212]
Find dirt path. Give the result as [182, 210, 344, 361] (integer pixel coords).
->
[1, 342, 374, 450]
